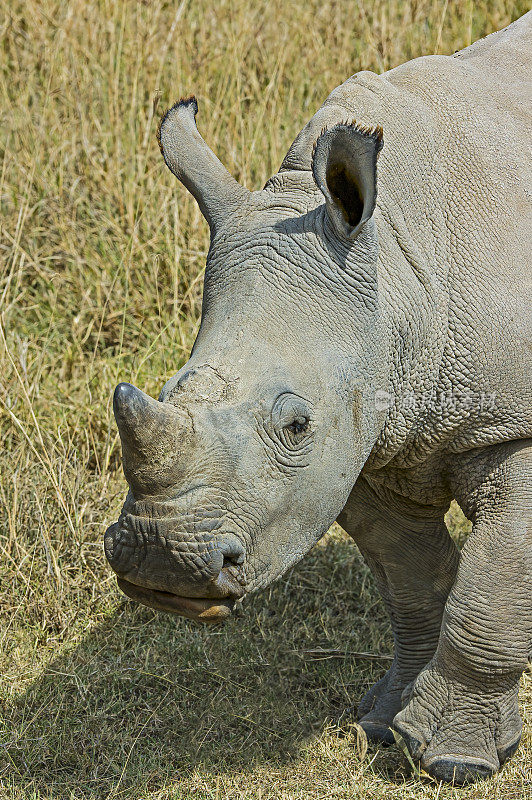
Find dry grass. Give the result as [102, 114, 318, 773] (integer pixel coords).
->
[0, 1, 530, 798]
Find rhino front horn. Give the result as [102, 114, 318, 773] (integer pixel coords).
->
[113, 383, 186, 496]
[157, 96, 249, 233]
[113, 383, 159, 448]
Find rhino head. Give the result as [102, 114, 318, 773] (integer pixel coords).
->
[104, 96, 388, 622]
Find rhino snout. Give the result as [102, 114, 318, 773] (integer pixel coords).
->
[104, 512, 246, 614]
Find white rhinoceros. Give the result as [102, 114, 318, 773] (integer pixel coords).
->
[105, 12, 532, 785]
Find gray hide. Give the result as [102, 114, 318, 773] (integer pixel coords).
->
[105, 14, 532, 785]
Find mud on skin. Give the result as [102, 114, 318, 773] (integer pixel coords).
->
[105, 12, 532, 787]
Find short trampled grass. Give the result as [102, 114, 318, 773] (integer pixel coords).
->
[0, 1, 530, 798]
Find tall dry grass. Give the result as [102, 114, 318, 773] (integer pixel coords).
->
[0, 2, 529, 798]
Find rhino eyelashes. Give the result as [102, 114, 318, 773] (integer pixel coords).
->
[284, 415, 310, 435]
[257, 423, 313, 470]
[279, 417, 311, 449]
[267, 392, 314, 457]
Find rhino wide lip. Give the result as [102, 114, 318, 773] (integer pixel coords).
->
[116, 577, 241, 623]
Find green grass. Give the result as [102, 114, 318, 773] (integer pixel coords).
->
[0, 1, 530, 798]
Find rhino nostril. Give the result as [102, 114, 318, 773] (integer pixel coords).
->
[218, 533, 245, 568]
[222, 552, 244, 569]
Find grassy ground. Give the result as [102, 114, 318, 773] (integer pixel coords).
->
[0, 1, 530, 798]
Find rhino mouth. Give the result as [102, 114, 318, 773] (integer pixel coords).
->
[105, 497, 249, 620]
[117, 576, 240, 623]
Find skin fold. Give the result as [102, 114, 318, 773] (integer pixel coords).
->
[104, 12, 532, 785]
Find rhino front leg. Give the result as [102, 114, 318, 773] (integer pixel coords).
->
[394, 440, 531, 784]
[338, 482, 460, 744]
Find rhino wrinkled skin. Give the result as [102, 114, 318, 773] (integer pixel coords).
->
[105, 14, 532, 785]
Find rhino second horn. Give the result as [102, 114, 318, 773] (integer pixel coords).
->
[157, 96, 249, 233]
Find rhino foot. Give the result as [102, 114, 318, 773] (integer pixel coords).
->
[356, 662, 413, 746]
[392, 658, 522, 785]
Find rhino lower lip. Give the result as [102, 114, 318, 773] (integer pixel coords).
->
[117, 578, 237, 623]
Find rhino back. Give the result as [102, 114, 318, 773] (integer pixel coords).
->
[453, 8, 532, 82]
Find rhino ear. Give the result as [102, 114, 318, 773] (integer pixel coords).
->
[312, 122, 383, 241]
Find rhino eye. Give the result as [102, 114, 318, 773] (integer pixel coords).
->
[280, 415, 310, 449]
[285, 416, 309, 436]
[270, 393, 313, 452]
